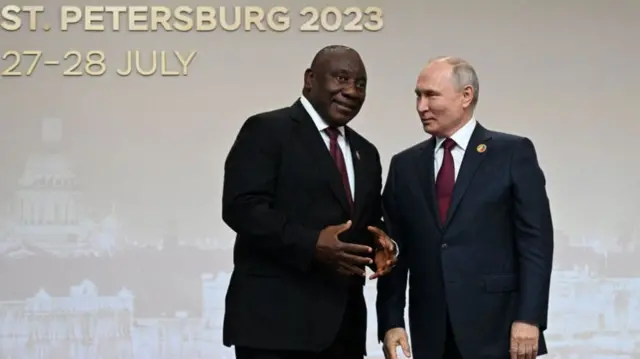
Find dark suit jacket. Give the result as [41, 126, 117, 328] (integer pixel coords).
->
[222, 99, 383, 353]
[376, 124, 554, 359]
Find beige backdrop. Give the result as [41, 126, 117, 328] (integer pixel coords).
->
[1, 0, 639, 358]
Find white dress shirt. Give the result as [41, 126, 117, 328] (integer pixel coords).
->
[299, 96, 399, 256]
[300, 96, 355, 194]
[434, 118, 477, 180]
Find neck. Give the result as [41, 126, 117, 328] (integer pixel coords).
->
[301, 95, 345, 127]
[441, 112, 473, 138]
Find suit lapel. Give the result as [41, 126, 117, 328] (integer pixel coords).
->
[415, 138, 442, 231]
[444, 124, 492, 226]
[346, 128, 367, 222]
[290, 100, 351, 213]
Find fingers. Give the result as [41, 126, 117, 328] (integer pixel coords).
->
[525, 343, 536, 359]
[377, 234, 395, 251]
[341, 252, 373, 266]
[369, 259, 393, 279]
[510, 336, 517, 359]
[368, 227, 395, 251]
[369, 250, 397, 280]
[375, 236, 394, 252]
[510, 322, 538, 359]
[510, 343, 526, 359]
[367, 225, 384, 237]
[384, 238, 396, 252]
[369, 264, 392, 279]
[332, 220, 352, 235]
[518, 343, 538, 359]
[337, 262, 366, 276]
[383, 329, 409, 359]
[389, 256, 398, 266]
[340, 242, 373, 254]
[510, 341, 536, 359]
[399, 336, 412, 357]
[337, 253, 370, 277]
[382, 342, 398, 359]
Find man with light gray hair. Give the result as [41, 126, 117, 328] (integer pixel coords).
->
[376, 57, 554, 359]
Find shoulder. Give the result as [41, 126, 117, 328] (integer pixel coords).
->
[391, 139, 430, 164]
[485, 128, 537, 153]
[487, 129, 526, 144]
[233, 105, 299, 145]
[347, 127, 380, 157]
[241, 106, 294, 131]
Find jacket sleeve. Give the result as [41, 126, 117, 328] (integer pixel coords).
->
[376, 155, 408, 341]
[510, 137, 554, 330]
[222, 115, 320, 272]
[366, 145, 385, 272]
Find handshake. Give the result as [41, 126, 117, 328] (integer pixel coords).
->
[314, 220, 397, 279]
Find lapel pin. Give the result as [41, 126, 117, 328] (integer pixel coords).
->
[355, 150, 360, 160]
[476, 144, 487, 153]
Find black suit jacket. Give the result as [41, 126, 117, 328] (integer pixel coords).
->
[376, 124, 554, 359]
[222, 100, 383, 353]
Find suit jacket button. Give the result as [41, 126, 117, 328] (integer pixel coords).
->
[441, 243, 448, 249]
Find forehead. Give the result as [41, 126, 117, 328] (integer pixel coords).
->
[416, 62, 453, 90]
[324, 52, 366, 75]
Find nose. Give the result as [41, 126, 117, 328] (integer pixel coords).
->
[417, 95, 430, 113]
[341, 83, 359, 98]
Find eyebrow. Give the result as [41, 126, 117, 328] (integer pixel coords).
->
[415, 88, 440, 95]
[334, 67, 365, 76]
[332, 70, 367, 83]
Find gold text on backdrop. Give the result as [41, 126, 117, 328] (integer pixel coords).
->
[0, 5, 384, 32]
[115, 50, 196, 76]
[0, 50, 195, 77]
[299, 6, 382, 32]
[0, 5, 43, 30]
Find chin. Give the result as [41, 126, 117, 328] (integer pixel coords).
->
[422, 123, 437, 135]
[329, 113, 354, 126]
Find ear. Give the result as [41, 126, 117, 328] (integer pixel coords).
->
[461, 85, 474, 109]
[303, 68, 313, 91]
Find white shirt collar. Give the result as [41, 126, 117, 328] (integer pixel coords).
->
[435, 117, 477, 151]
[299, 96, 346, 136]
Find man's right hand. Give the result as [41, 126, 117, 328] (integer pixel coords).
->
[315, 220, 373, 276]
[383, 328, 411, 359]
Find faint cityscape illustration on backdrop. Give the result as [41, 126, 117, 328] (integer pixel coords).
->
[0, 118, 639, 359]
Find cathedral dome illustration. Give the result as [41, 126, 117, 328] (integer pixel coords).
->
[24, 153, 74, 174]
[19, 118, 77, 187]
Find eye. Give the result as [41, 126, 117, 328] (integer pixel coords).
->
[336, 76, 348, 82]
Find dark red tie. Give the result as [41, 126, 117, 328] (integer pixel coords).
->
[435, 138, 456, 223]
[325, 127, 354, 210]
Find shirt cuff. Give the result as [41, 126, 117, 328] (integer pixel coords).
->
[391, 239, 399, 256]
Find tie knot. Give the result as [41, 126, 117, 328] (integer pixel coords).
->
[325, 127, 341, 140]
[442, 138, 456, 151]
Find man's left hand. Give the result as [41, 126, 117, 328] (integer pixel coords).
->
[510, 321, 539, 359]
[367, 226, 397, 279]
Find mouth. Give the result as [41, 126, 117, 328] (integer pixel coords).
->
[333, 100, 358, 113]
